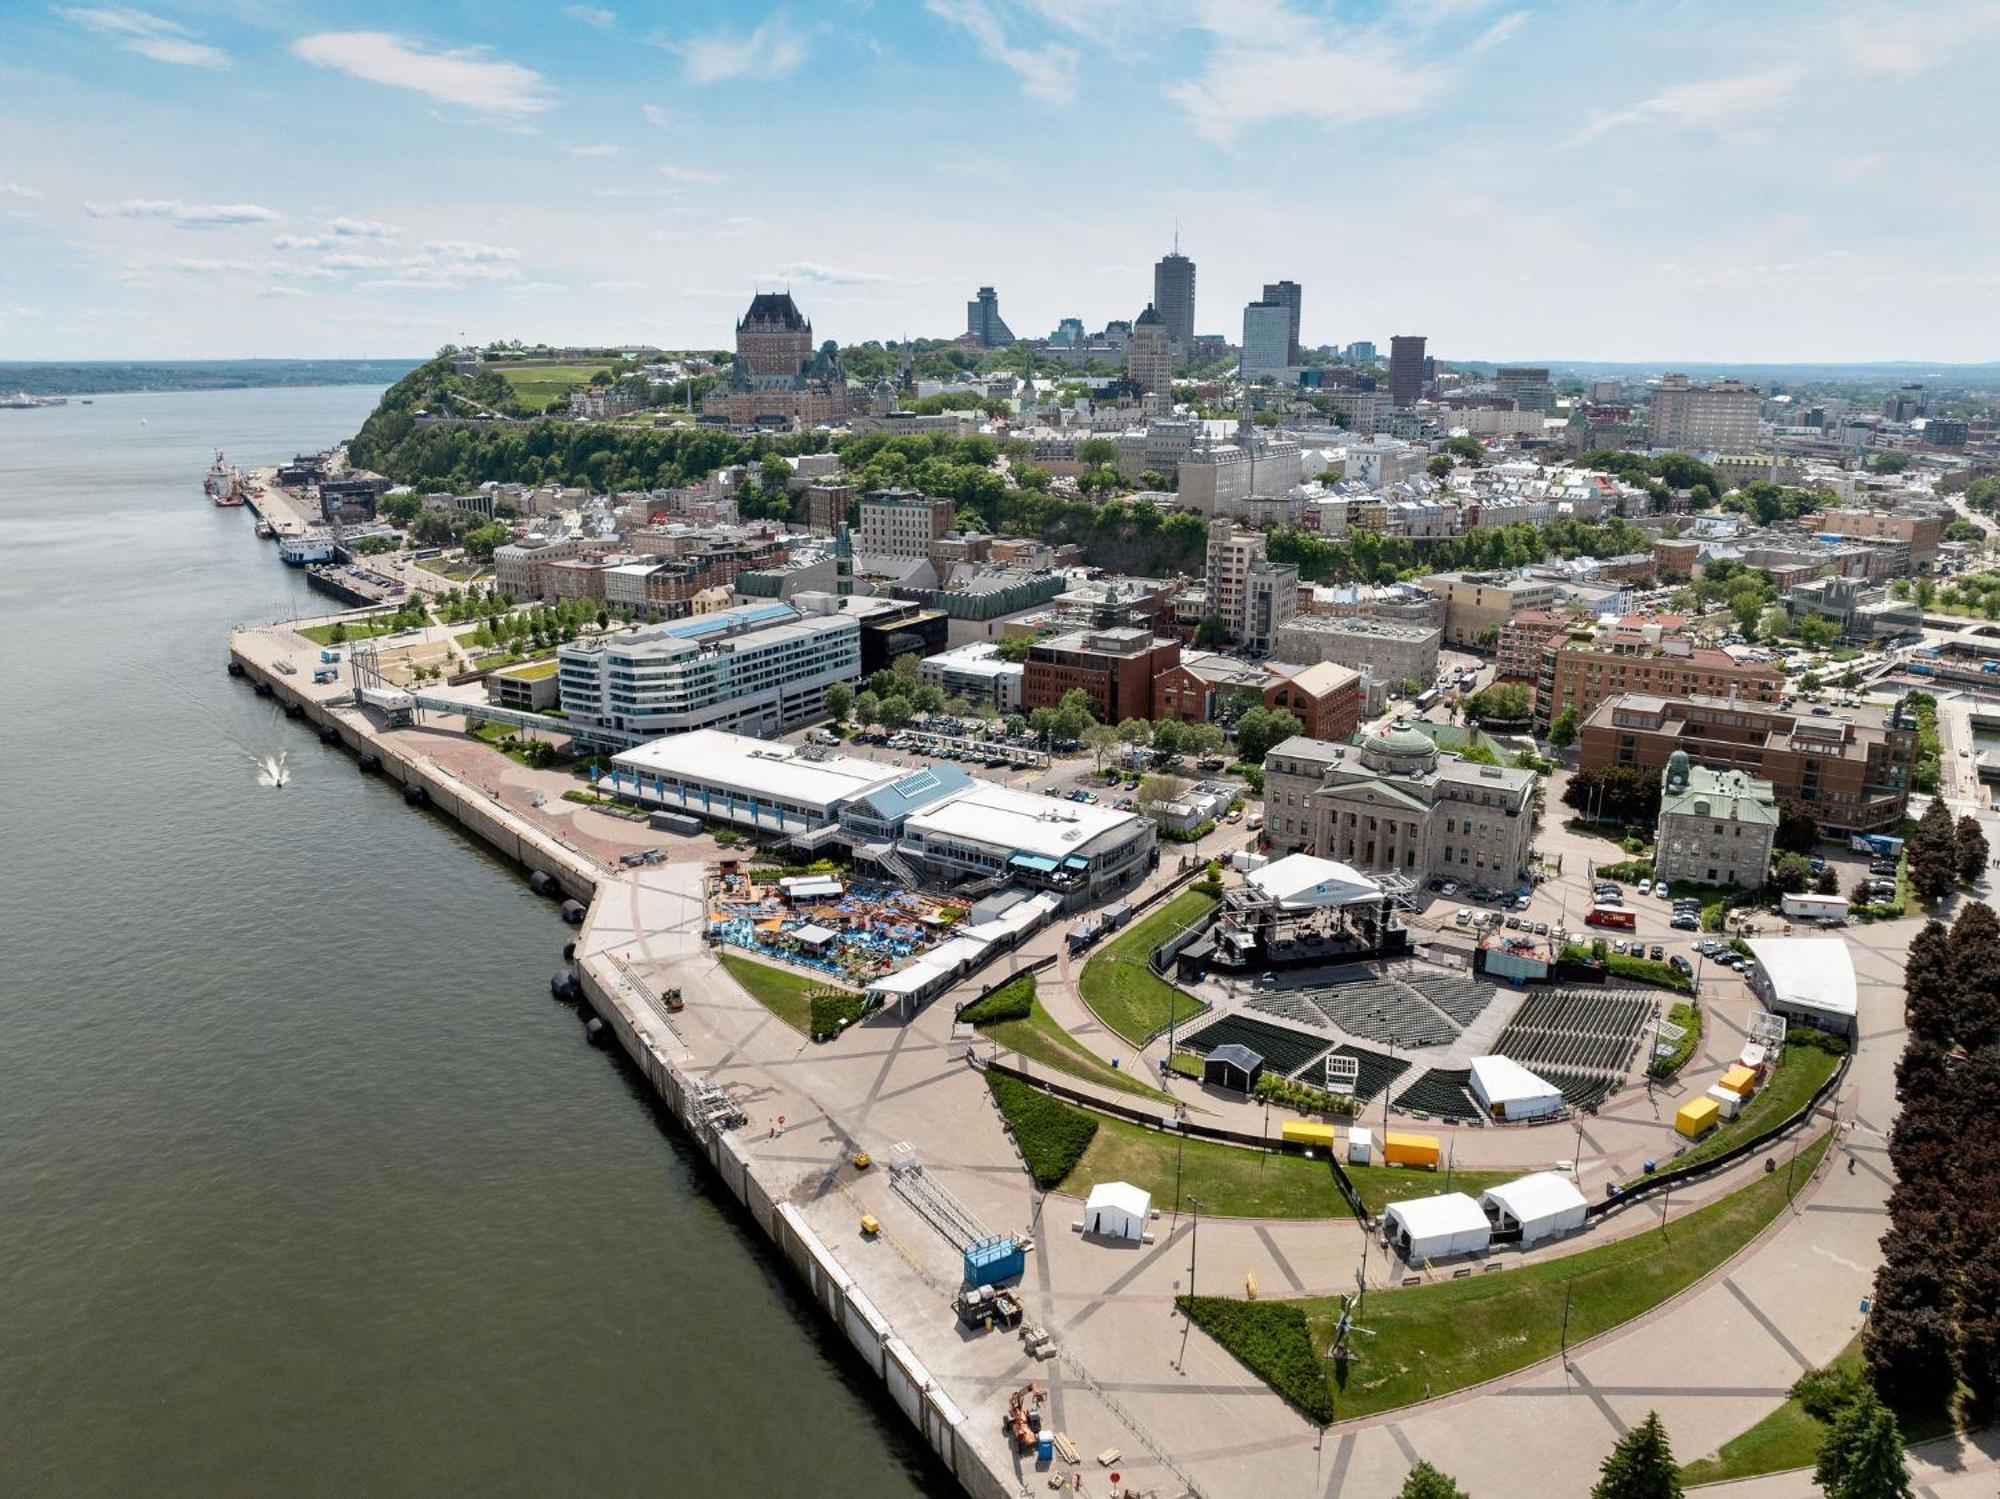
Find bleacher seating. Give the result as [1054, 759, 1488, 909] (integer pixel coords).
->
[1326, 1044, 1409, 1105]
[1179, 1014, 1330, 1079]
[1306, 978, 1458, 1049]
[1492, 989, 1653, 1093]
[1537, 1067, 1617, 1111]
[1392, 1067, 1482, 1122]
[1245, 990, 1334, 1033]
[1403, 972, 1498, 1028]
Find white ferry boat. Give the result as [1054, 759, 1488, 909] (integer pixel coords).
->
[278, 533, 336, 566]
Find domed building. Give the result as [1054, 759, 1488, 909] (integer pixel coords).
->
[1653, 757, 1777, 890]
[1263, 721, 1537, 888]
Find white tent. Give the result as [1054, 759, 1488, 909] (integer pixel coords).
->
[1245, 854, 1383, 910]
[1384, 1192, 1492, 1262]
[1084, 1181, 1152, 1241]
[1468, 1054, 1564, 1122]
[1480, 1172, 1588, 1246]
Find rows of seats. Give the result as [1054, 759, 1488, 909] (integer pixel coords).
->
[1392, 1067, 1482, 1122]
[1324, 1044, 1410, 1105]
[1305, 979, 1458, 1049]
[1402, 973, 1498, 1028]
[1493, 988, 1653, 1084]
[1537, 1067, 1616, 1111]
[1244, 990, 1334, 1033]
[1179, 1014, 1331, 1078]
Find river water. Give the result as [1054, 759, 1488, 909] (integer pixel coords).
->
[0, 387, 943, 1496]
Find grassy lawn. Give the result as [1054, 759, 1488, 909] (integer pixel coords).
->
[1682, 1334, 1861, 1484]
[1067, 1111, 1350, 1218]
[299, 615, 409, 646]
[1287, 1131, 1835, 1422]
[495, 657, 561, 681]
[1077, 889, 1215, 1046]
[1344, 1161, 1517, 1217]
[1627, 1040, 1842, 1187]
[719, 953, 820, 1036]
[493, 361, 601, 409]
[971, 977, 1174, 1102]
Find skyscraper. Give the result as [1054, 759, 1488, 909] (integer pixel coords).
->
[1153, 242, 1196, 359]
[1126, 304, 1173, 411]
[965, 286, 1013, 348]
[1241, 300, 1292, 381]
[1260, 280, 1301, 365]
[1389, 334, 1427, 407]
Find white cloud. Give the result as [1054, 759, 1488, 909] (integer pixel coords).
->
[641, 104, 677, 130]
[565, 142, 622, 156]
[1169, 28, 1447, 144]
[1466, 11, 1526, 54]
[318, 253, 394, 270]
[924, 0, 1078, 105]
[765, 261, 891, 286]
[420, 239, 519, 263]
[290, 32, 553, 115]
[86, 198, 280, 227]
[564, 4, 616, 26]
[55, 7, 229, 69]
[675, 17, 808, 84]
[271, 233, 329, 250]
[167, 257, 260, 273]
[0, 182, 44, 199]
[257, 285, 309, 298]
[330, 216, 396, 238]
[1569, 65, 1802, 146]
[1835, 3, 2000, 79]
[659, 164, 724, 184]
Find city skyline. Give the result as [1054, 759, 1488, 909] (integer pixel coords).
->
[3, 0, 1999, 361]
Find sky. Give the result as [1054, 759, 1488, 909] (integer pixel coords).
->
[2, 0, 1998, 363]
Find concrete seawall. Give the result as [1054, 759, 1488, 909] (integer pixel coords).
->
[228, 634, 1017, 1499]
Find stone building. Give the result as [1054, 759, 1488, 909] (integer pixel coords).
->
[1271, 614, 1440, 689]
[1263, 725, 1536, 886]
[702, 292, 851, 427]
[1653, 750, 1778, 890]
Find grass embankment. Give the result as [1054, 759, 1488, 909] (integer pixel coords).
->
[299, 614, 411, 646]
[987, 1072, 1099, 1189]
[1627, 1037, 1843, 1186]
[493, 361, 601, 409]
[1077, 889, 1215, 1046]
[1187, 1132, 1833, 1425]
[1649, 1003, 1702, 1079]
[964, 976, 1173, 1102]
[720, 953, 826, 1036]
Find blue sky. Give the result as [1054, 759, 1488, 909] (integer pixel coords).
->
[2, 1, 1997, 362]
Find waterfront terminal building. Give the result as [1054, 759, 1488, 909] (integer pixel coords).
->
[603, 729, 1156, 906]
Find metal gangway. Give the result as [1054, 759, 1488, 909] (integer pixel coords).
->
[887, 1142, 990, 1251]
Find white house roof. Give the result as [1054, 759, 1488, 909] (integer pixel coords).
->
[1745, 938, 1858, 1021]
[1084, 1181, 1152, 1218]
[1245, 853, 1383, 910]
[1385, 1192, 1488, 1240]
[1468, 1054, 1563, 1111]
[1481, 1171, 1587, 1226]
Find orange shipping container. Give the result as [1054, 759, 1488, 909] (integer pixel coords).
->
[1384, 1131, 1441, 1169]
[1717, 1064, 1758, 1099]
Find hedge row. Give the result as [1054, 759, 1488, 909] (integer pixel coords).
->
[810, 991, 873, 1042]
[959, 975, 1035, 1026]
[1175, 1297, 1334, 1425]
[986, 1071, 1099, 1189]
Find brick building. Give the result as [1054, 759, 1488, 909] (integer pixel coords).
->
[1023, 626, 1180, 725]
[1535, 623, 1782, 734]
[1263, 661, 1362, 743]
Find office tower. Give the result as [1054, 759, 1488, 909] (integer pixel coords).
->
[965, 286, 1013, 348]
[1126, 304, 1173, 410]
[1241, 300, 1292, 381]
[1260, 280, 1302, 364]
[1153, 242, 1196, 359]
[1389, 334, 1427, 407]
[1648, 373, 1760, 450]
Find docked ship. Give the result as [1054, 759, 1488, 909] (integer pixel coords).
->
[204, 451, 247, 506]
[278, 532, 337, 566]
[0, 391, 67, 408]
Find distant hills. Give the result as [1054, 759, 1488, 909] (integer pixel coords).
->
[0, 359, 423, 396]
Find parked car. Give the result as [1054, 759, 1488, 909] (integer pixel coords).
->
[1649, 944, 1665, 961]
[1455, 907, 1472, 925]
[1637, 878, 1653, 896]
[1533, 921, 1549, 936]
[1442, 882, 1459, 896]
[1505, 916, 1521, 930]
[1670, 955, 1693, 976]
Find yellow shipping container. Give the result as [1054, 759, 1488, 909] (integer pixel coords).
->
[1676, 1096, 1721, 1139]
[1383, 1131, 1441, 1169]
[1717, 1064, 1758, 1099]
[1281, 1121, 1339, 1150]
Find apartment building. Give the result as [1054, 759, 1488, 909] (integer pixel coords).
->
[1495, 608, 1576, 685]
[1417, 571, 1562, 648]
[1534, 622, 1783, 734]
[1578, 693, 1913, 837]
[1204, 518, 1300, 653]
[556, 600, 860, 739]
[494, 536, 582, 600]
[1648, 374, 1760, 452]
[858, 488, 955, 558]
[1815, 507, 1947, 569]
[1271, 615, 1441, 688]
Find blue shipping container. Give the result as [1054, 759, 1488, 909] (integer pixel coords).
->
[962, 1235, 1024, 1287]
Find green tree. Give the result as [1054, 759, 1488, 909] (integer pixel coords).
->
[1590, 1411, 1682, 1499]
[1956, 814, 1989, 885]
[1180, 721, 1227, 759]
[1233, 706, 1303, 763]
[1083, 721, 1120, 770]
[1193, 615, 1231, 649]
[852, 689, 881, 727]
[1775, 800, 1820, 854]
[1076, 436, 1118, 467]
[1151, 717, 1188, 762]
[1908, 798, 1960, 904]
[1398, 1461, 1471, 1499]
[823, 682, 854, 723]
[1549, 706, 1581, 748]
[994, 634, 1033, 663]
[461, 521, 512, 559]
[1768, 852, 1814, 894]
[1813, 1388, 1912, 1499]
[876, 696, 912, 731]
[1465, 683, 1531, 723]
[1116, 718, 1153, 749]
